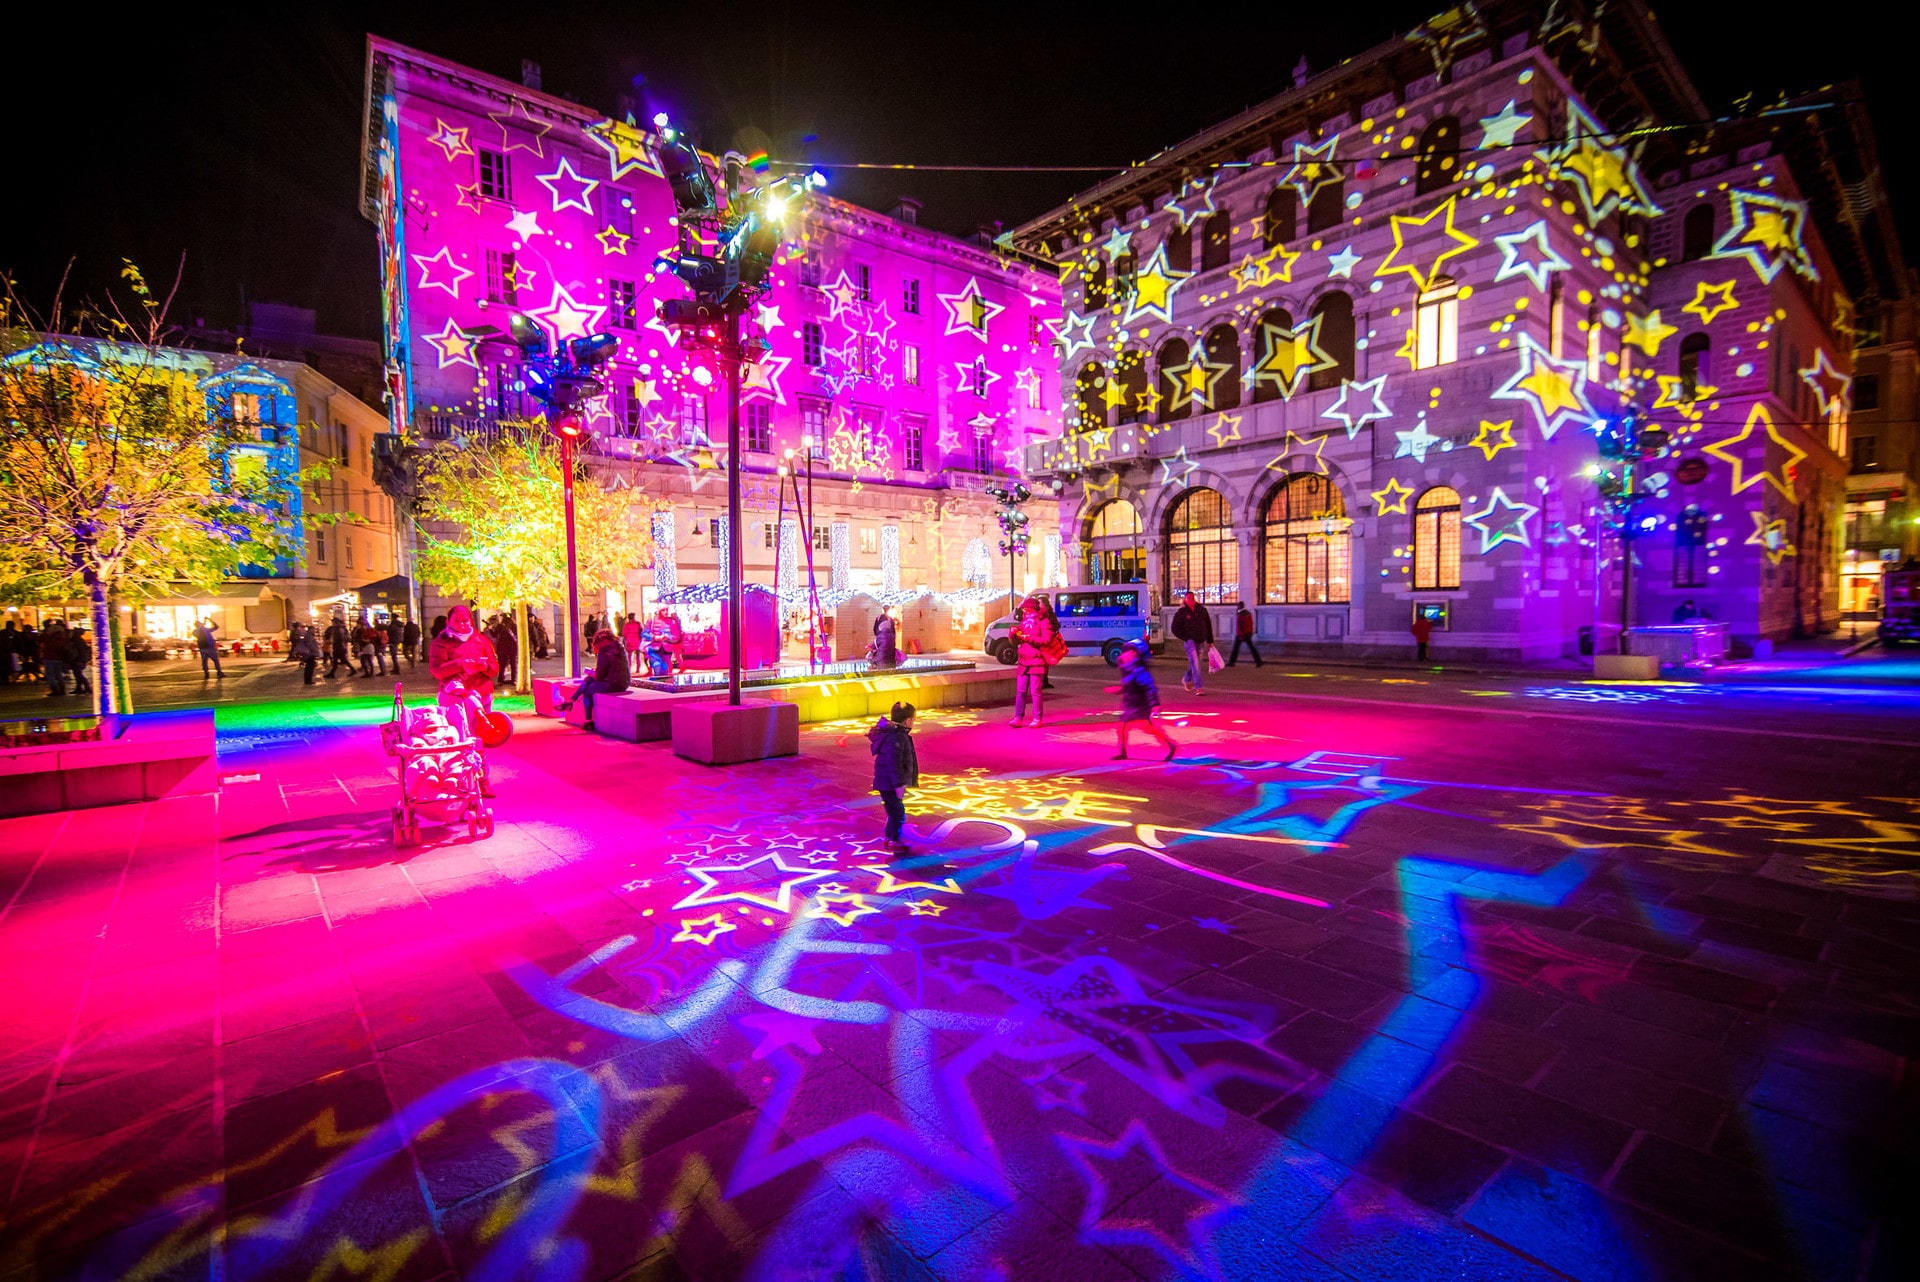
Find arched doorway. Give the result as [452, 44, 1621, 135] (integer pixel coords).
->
[1083, 499, 1145, 585]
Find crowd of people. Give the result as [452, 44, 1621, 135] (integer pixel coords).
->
[1, 618, 94, 698]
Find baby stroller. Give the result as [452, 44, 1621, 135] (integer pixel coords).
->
[380, 683, 494, 847]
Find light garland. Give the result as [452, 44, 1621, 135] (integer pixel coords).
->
[778, 518, 799, 595]
[715, 515, 730, 587]
[961, 536, 991, 586]
[881, 525, 900, 593]
[1044, 532, 1063, 587]
[652, 511, 677, 596]
[830, 521, 850, 590]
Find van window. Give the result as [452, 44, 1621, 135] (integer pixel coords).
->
[1055, 590, 1142, 619]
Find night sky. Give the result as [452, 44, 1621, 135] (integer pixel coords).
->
[8, 1, 1910, 340]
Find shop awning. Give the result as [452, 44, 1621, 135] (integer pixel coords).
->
[353, 575, 414, 606]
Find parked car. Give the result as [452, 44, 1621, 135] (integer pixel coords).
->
[985, 585, 1163, 666]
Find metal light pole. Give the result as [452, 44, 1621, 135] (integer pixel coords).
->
[724, 310, 744, 707]
[559, 424, 583, 679]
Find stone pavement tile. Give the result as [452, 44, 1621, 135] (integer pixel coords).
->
[1744, 1056, 1916, 1140]
[218, 873, 325, 932]
[1293, 1171, 1565, 1281]
[219, 948, 360, 1043]
[1436, 1015, 1560, 1085]
[1575, 912, 1702, 959]
[224, 1009, 374, 1107]
[1303, 935, 1413, 989]
[1225, 953, 1395, 1023]
[1264, 1010, 1371, 1079]
[1360, 1101, 1511, 1215]
[39, 1047, 216, 1150]
[1537, 1001, 1751, 1094]
[1410, 1062, 1634, 1183]
[924, 1192, 1147, 1282]
[1126, 919, 1265, 971]
[0, 812, 68, 903]
[1532, 1053, 1726, 1149]
[222, 1061, 398, 1212]
[1610, 1131, 1845, 1267]
[1582, 973, 1740, 1042]
[1666, 889, 1809, 935]
[1626, 952, 1779, 1012]
[219, 1151, 449, 1282]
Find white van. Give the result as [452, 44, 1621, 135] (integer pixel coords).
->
[984, 585, 1163, 666]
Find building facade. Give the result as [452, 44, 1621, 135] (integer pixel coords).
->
[1843, 294, 1920, 619]
[359, 39, 1062, 635]
[1008, 0, 1902, 658]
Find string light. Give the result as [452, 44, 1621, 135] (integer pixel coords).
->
[881, 525, 900, 593]
[652, 512, 677, 597]
[830, 522, 850, 591]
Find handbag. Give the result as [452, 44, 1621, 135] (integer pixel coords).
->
[1207, 643, 1226, 673]
[1041, 630, 1068, 665]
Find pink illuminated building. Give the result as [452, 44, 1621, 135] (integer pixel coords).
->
[359, 40, 1063, 630]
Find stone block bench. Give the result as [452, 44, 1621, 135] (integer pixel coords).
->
[0, 710, 217, 818]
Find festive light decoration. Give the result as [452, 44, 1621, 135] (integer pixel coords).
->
[488, 99, 552, 155]
[830, 522, 850, 590]
[1374, 194, 1478, 291]
[1324, 244, 1363, 278]
[1621, 310, 1678, 358]
[1321, 375, 1393, 439]
[1746, 510, 1797, 564]
[1393, 417, 1443, 462]
[1491, 221, 1571, 292]
[536, 156, 600, 215]
[1710, 189, 1818, 284]
[1371, 477, 1416, 515]
[1464, 487, 1540, 551]
[652, 512, 677, 596]
[1249, 313, 1337, 399]
[1044, 531, 1063, 587]
[961, 536, 991, 586]
[1490, 335, 1596, 440]
[1475, 99, 1532, 148]
[1469, 418, 1517, 460]
[935, 277, 1006, 340]
[1682, 279, 1741, 326]
[1543, 102, 1661, 223]
[1702, 405, 1806, 501]
[1799, 349, 1851, 417]
[411, 246, 472, 297]
[427, 119, 472, 161]
[881, 524, 900, 593]
[1282, 133, 1344, 206]
[1122, 243, 1191, 325]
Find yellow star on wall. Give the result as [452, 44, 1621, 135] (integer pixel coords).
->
[1745, 510, 1797, 564]
[1703, 405, 1806, 502]
[1469, 419, 1516, 459]
[1206, 413, 1244, 448]
[1682, 280, 1740, 326]
[1622, 310, 1678, 357]
[1100, 373, 1129, 411]
[595, 226, 631, 256]
[1712, 189, 1818, 284]
[632, 377, 663, 409]
[1124, 243, 1192, 324]
[1233, 243, 1300, 291]
[672, 913, 738, 946]
[1394, 326, 1420, 369]
[1265, 429, 1329, 475]
[1167, 355, 1232, 413]
[1251, 313, 1338, 399]
[1546, 103, 1662, 223]
[1371, 477, 1415, 515]
[1652, 374, 1715, 415]
[1374, 194, 1479, 292]
[584, 116, 662, 180]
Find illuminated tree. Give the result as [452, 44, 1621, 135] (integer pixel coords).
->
[0, 264, 318, 714]
[413, 431, 654, 688]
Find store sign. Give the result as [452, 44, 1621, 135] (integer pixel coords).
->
[1674, 457, 1709, 485]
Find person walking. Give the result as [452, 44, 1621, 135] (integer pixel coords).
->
[871, 605, 900, 670]
[1008, 596, 1059, 728]
[354, 623, 377, 677]
[19, 622, 41, 680]
[386, 616, 404, 667]
[371, 621, 390, 676]
[529, 613, 550, 659]
[41, 620, 71, 696]
[1, 620, 19, 684]
[1227, 604, 1263, 668]
[192, 618, 224, 679]
[1411, 612, 1434, 663]
[402, 617, 421, 667]
[1105, 642, 1177, 761]
[290, 622, 319, 685]
[621, 613, 643, 668]
[1169, 592, 1214, 694]
[66, 625, 92, 697]
[323, 616, 349, 678]
[557, 628, 630, 731]
[868, 701, 920, 854]
[494, 616, 520, 689]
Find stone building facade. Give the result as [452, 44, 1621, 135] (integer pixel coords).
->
[1008, 0, 1902, 658]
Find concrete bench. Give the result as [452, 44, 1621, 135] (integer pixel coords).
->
[0, 711, 217, 818]
[531, 677, 588, 727]
[595, 687, 724, 743]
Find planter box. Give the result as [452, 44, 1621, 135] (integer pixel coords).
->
[1593, 654, 1661, 680]
[597, 688, 723, 743]
[671, 699, 799, 765]
[0, 711, 217, 818]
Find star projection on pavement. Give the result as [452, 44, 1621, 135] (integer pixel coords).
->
[584, 116, 662, 180]
[857, 865, 963, 896]
[427, 119, 472, 161]
[1747, 510, 1797, 564]
[1491, 335, 1595, 439]
[1469, 418, 1517, 459]
[1282, 133, 1344, 206]
[806, 891, 880, 927]
[1682, 279, 1740, 326]
[1371, 477, 1416, 515]
[1711, 189, 1819, 284]
[1703, 404, 1806, 501]
[1233, 243, 1299, 291]
[1250, 313, 1337, 399]
[1057, 1121, 1240, 1278]
[1058, 310, 1099, 361]
[1393, 417, 1442, 462]
[1544, 103, 1661, 223]
[1476, 99, 1533, 148]
[1321, 374, 1392, 438]
[1325, 244, 1363, 279]
[504, 208, 546, 241]
[489, 99, 552, 155]
[904, 898, 949, 918]
[671, 914, 738, 946]
[671, 853, 833, 915]
[1622, 309, 1678, 357]
[411, 246, 472, 297]
[423, 319, 481, 370]
[536, 155, 600, 214]
[1799, 348, 1851, 416]
[528, 283, 605, 342]
[936, 277, 1005, 341]
[1124, 243, 1192, 325]
[1375, 194, 1478, 291]
[1492, 220, 1571, 292]
[1464, 487, 1540, 551]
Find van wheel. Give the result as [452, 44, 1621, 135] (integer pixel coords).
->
[1102, 640, 1125, 667]
[992, 641, 1017, 666]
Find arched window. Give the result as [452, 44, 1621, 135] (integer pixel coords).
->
[1114, 350, 1150, 425]
[1679, 333, 1711, 398]
[1262, 474, 1350, 604]
[1165, 487, 1238, 603]
[1682, 204, 1716, 262]
[1084, 499, 1145, 585]
[1415, 116, 1461, 195]
[1156, 337, 1192, 423]
[1166, 222, 1193, 274]
[1264, 187, 1297, 247]
[1083, 256, 1109, 310]
[1204, 324, 1242, 410]
[1412, 487, 1461, 590]
[1249, 308, 1293, 404]
[1309, 292, 1355, 390]
[1075, 362, 1107, 431]
[1201, 211, 1232, 272]
[1307, 180, 1344, 234]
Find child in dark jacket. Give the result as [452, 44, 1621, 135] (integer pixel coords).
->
[1104, 643, 1177, 761]
[868, 701, 920, 851]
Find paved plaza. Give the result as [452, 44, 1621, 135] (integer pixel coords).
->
[1, 656, 1916, 1280]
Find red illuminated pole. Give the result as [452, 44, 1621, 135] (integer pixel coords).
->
[724, 309, 743, 707]
[559, 424, 583, 680]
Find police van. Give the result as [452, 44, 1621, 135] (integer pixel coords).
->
[984, 585, 1163, 666]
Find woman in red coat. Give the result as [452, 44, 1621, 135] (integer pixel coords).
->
[427, 603, 499, 741]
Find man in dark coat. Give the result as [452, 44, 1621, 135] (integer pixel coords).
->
[1169, 592, 1214, 694]
[1227, 604, 1263, 667]
[323, 616, 350, 678]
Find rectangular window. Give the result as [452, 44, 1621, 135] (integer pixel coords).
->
[609, 278, 637, 328]
[1413, 285, 1458, 369]
[618, 383, 642, 436]
[970, 296, 990, 333]
[604, 195, 634, 237]
[857, 335, 877, 377]
[708, 520, 721, 549]
[813, 525, 832, 551]
[478, 148, 512, 201]
[1854, 374, 1880, 412]
[1674, 510, 1709, 588]
[971, 358, 988, 397]
[800, 397, 827, 448]
[485, 250, 517, 305]
[1028, 315, 1043, 345]
[854, 264, 872, 301]
[746, 401, 772, 453]
[763, 522, 776, 549]
[902, 344, 920, 386]
[1851, 435, 1878, 469]
[858, 527, 879, 554]
[972, 431, 993, 473]
[232, 392, 260, 424]
[1413, 507, 1461, 589]
[903, 278, 921, 314]
[1548, 277, 1564, 358]
[313, 526, 326, 563]
[1026, 371, 1043, 409]
[903, 413, 926, 471]
[345, 538, 354, 570]
[1586, 307, 1602, 382]
[802, 322, 824, 367]
[800, 254, 823, 288]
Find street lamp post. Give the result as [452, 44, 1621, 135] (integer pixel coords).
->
[558, 424, 584, 679]
[1591, 407, 1669, 656]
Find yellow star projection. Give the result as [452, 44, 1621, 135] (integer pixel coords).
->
[1374, 195, 1478, 291]
[1371, 477, 1415, 515]
[1234, 243, 1300, 291]
[1746, 510, 1797, 564]
[595, 226, 631, 256]
[1266, 429, 1330, 475]
[1469, 419, 1517, 459]
[1206, 412, 1244, 448]
[1124, 243, 1192, 325]
[1251, 313, 1338, 399]
[1282, 134, 1344, 206]
[1653, 375, 1715, 419]
[1545, 104, 1662, 223]
[584, 116, 663, 180]
[1703, 405, 1806, 502]
[1682, 280, 1740, 326]
[1711, 189, 1818, 284]
[1491, 337, 1595, 439]
[1166, 353, 1233, 413]
[1622, 310, 1678, 358]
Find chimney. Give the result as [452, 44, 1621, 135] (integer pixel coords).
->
[520, 59, 542, 90]
[972, 219, 1004, 247]
[889, 197, 921, 226]
[615, 92, 637, 122]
